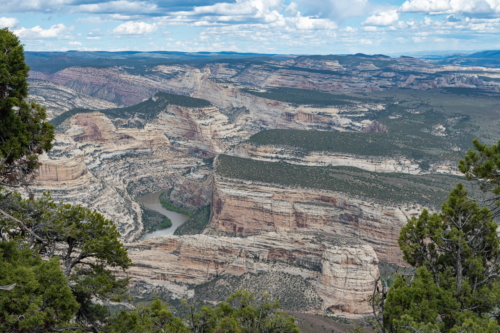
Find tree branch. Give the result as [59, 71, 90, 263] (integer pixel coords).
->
[0, 207, 45, 243]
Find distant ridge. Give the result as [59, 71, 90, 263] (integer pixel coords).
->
[466, 50, 500, 58]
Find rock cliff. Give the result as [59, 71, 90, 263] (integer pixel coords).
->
[28, 79, 119, 119]
[229, 143, 459, 175]
[123, 232, 379, 315]
[209, 176, 419, 266]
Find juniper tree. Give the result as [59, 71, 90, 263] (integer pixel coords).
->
[371, 184, 500, 332]
[0, 28, 54, 188]
[0, 28, 131, 331]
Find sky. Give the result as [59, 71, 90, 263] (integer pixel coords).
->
[1, 0, 500, 55]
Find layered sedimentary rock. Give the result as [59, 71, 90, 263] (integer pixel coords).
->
[33, 111, 185, 241]
[28, 79, 118, 119]
[229, 143, 459, 175]
[37, 155, 88, 182]
[124, 232, 379, 315]
[209, 176, 421, 265]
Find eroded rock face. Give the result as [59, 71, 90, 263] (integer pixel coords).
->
[123, 232, 379, 315]
[229, 143, 459, 175]
[209, 176, 421, 265]
[28, 79, 119, 119]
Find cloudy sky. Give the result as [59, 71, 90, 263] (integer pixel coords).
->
[1, 0, 500, 55]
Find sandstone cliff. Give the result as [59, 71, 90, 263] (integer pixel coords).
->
[209, 176, 422, 266]
[124, 232, 379, 315]
[229, 143, 459, 175]
[28, 79, 119, 119]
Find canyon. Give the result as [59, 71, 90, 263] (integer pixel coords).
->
[27, 52, 500, 316]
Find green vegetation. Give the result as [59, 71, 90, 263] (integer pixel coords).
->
[194, 272, 323, 312]
[0, 190, 132, 331]
[294, 54, 397, 70]
[372, 185, 500, 332]
[365, 141, 500, 332]
[50, 92, 211, 128]
[0, 241, 79, 332]
[216, 154, 461, 207]
[108, 290, 299, 333]
[248, 129, 459, 163]
[242, 87, 366, 106]
[174, 205, 211, 235]
[459, 138, 500, 215]
[0, 29, 132, 332]
[0, 28, 55, 187]
[141, 206, 172, 234]
[160, 190, 193, 217]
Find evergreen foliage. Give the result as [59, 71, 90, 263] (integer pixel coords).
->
[0, 189, 132, 329]
[0, 241, 79, 332]
[459, 138, 500, 215]
[368, 140, 500, 332]
[108, 290, 299, 333]
[242, 87, 360, 106]
[173, 205, 210, 236]
[0, 28, 54, 187]
[216, 154, 460, 207]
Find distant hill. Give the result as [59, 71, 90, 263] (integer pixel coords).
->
[466, 50, 500, 58]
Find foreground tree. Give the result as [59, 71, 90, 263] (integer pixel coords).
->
[0, 241, 80, 332]
[0, 28, 132, 331]
[0, 190, 132, 331]
[367, 139, 500, 332]
[108, 290, 299, 333]
[0, 28, 54, 187]
[459, 138, 500, 215]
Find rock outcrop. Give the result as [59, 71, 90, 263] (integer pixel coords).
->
[28, 79, 118, 119]
[124, 232, 379, 315]
[229, 143, 459, 175]
[209, 176, 421, 266]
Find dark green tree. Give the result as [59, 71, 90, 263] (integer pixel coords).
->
[0, 190, 132, 330]
[0, 241, 80, 332]
[108, 290, 299, 333]
[372, 184, 500, 332]
[459, 138, 500, 215]
[0, 28, 54, 187]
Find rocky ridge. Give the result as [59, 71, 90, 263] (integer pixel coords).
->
[28, 79, 119, 119]
[228, 143, 459, 175]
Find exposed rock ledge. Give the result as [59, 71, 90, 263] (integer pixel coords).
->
[210, 176, 423, 265]
[229, 143, 459, 175]
[123, 232, 379, 315]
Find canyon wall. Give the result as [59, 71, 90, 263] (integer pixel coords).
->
[229, 143, 459, 175]
[209, 176, 422, 266]
[124, 232, 379, 315]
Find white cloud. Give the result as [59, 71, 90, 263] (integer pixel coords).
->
[14, 24, 73, 39]
[363, 26, 378, 31]
[400, 0, 500, 16]
[303, 0, 369, 21]
[76, 1, 157, 14]
[69, 41, 82, 45]
[285, 2, 299, 16]
[363, 10, 399, 26]
[360, 38, 372, 44]
[412, 36, 427, 42]
[287, 16, 337, 30]
[112, 21, 158, 34]
[0, 17, 19, 29]
[188, 0, 282, 16]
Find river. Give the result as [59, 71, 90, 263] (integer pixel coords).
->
[140, 191, 189, 239]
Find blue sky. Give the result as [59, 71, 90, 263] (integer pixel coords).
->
[2, 0, 500, 55]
